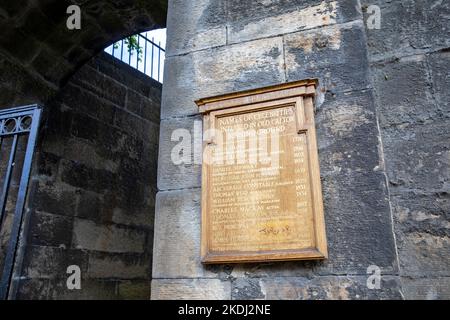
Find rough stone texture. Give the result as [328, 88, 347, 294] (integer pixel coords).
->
[8, 52, 162, 300]
[285, 21, 370, 94]
[151, 279, 231, 300]
[361, 0, 450, 61]
[153, 188, 233, 280]
[154, 0, 450, 300]
[259, 276, 402, 300]
[162, 36, 286, 118]
[0, 0, 448, 300]
[227, 0, 361, 44]
[0, 0, 167, 89]
[402, 277, 450, 300]
[166, 0, 227, 56]
[364, 0, 450, 299]
[157, 116, 202, 190]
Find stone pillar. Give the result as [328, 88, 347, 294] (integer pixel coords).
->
[153, 0, 410, 300]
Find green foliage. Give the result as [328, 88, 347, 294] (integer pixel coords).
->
[113, 35, 143, 62]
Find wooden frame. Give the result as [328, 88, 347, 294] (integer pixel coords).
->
[196, 80, 327, 264]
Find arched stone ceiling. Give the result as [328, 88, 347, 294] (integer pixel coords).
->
[0, 0, 167, 87]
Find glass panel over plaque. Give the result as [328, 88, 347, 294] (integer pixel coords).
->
[196, 80, 327, 264]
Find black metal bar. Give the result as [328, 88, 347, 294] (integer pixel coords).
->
[107, 33, 165, 82]
[0, 107, 41, 300]
[136, 35, 140, 69]
[0, 134, 18, 230]
[138, 34, 165, 52]
[158, 41, 161, 82]
[128, 41, 132, 65]
[151, 37, 154, 79]
[144, 33, 148, 75]
[120, 39, 124, 60]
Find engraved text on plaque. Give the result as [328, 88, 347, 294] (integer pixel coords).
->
[196, 80, 327, 263]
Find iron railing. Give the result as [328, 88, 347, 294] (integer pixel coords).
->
[106, 32, 165, 83]
[0, 105, 42, 299]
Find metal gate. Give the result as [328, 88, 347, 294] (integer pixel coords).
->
[0, 105, 41, 300]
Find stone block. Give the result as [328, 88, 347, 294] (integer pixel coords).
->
[259, 276, 402, 299]
[151, 279, 231, 300]
[46, 279, 119, 300]
[141, 94, 161, 124]
[21, 245, 88, 279]
[76, 189, 103, 222]
[316, 90, 381, 176]
[228, 0, 362, 44]
[284, 21, 370, 93]
[166, 0, 227, 56]
[36, 151, 60, 180]
[28, 211, 74, 247]
[315, 170, 398, 275]
[14, 278, 50, 300]
[428, 51, 450, 113]
[157, 115, 202, 191]
[60, 159, 115, 193]
[152, 189, 201, 278]
[362, 0, 450, 60]
[392, 192, 450, 277]
[161, 36, 285, 118]
[153, 189, 224, 279]
[231, 278, 265, 300]
[370, 56, 441, 129]
[381, 120, 450, 191]
[72, 218, 147, 253]
[402, 277, 450, 300]
[62, 137, 119, 172]
[118, 280, 151, 300]
[86, 252, 150, 279]
[34, 181, 77, 217]
[125, 89, 142, 115]
[70, 111, 100, 143]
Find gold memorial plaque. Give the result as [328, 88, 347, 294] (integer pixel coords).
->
[196, 80, 327, 263]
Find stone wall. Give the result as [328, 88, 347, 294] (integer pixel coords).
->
[7, 52, 161, 299]
[153, 0, 449, 300]
[362, 0, 450, 299]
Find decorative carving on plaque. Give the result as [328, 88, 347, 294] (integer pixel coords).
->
[196, 80, 327, 264]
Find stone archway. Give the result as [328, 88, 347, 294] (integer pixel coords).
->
[0, 0, 167, 299]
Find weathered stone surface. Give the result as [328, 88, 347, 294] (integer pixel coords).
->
[370, 56, 443, 129]
[362, 0, 450, 61]
[151, 279, 231, 300]
[402, 277, 450, 300]
[232, 278, 265, 300]
[21, 245, 88, 279]
[161, 36, 285, 118]
[46, 279, 119, 300]
[72, 218, 147, 254]
[391, 192, 450, 277]
[118, 280, 151, 300]
[259, 276, 402, 300]
[14, 278, 50, 300]
[28, 211, 74, 247]
[166, 0, 227, 56]
[428, 51, 450, 115]
[284, 21, 370, 94]
[367, 9, 450, 294]
[153, 189, 208, 278]
[157, 116, 202, 190]
[34, 181, 77, 217]
[228, 0, 362, 44]
[87, 252, 150, 279]
[381, 121, 450, 191]
[315, 90, 397, 275]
